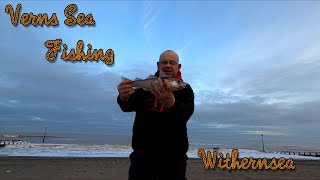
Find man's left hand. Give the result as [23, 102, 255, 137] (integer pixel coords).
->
[150, 78, 175, 109]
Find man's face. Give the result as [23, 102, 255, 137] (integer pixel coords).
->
[157, 51, 181, 78]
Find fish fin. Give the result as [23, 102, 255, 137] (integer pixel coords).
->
[121, 76, 131, 82]
[134, 78, 143, 81]
[159, 70, 167, 78]
[146, 75, 157, 79]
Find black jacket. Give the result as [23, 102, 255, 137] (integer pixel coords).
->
[117, 73, 194, 156]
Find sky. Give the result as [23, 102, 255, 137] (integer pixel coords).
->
[0, 1, 320, 149]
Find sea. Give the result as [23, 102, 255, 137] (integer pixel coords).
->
[0, 133, 319, 160]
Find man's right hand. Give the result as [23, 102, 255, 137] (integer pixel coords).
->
[118, 80, 135, 102]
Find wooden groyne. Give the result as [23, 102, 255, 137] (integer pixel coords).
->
[280, 151, 320, 157]
[0, 140, 30, 145]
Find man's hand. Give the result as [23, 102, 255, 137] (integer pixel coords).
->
[150, 78, 175, 109]
[118, 80, 135, 102]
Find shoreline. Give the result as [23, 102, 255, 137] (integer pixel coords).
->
[0, 157, 319, 179]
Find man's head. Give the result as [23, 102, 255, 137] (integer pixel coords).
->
[157, 50, 181, 78]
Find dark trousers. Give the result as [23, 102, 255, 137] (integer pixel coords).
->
[129, 151, 187, 180]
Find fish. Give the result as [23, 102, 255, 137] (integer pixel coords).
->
[121, 71, 188, 91]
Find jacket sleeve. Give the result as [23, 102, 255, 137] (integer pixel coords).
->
[117, 91, 139, 112]
[166, 85, 195, 122]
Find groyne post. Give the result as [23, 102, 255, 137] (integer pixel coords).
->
[42, 127, 47, 143]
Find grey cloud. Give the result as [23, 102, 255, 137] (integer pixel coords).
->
[194, 92, 320, 126]
[188, 51, 320, 136]
[223, 57, 320, 96]
[0, 25, 133, 135]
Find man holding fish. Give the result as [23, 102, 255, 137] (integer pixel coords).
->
[117, 50, 195, 180]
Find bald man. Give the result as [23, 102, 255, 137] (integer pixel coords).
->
[117, 50, 194, 180]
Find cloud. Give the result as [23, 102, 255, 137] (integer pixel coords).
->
[195, 91, 320, 125]
[190, 21, 320, 136]
[31, 116, 47, 122]
[177, 41, 192, 63]
[0, 22, 133, 134]
[240, 131, 287, 136]
[142, 1, 161, 42]
[1, 1, 320, 148]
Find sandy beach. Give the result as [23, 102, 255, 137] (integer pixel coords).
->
[0, 157, 319, 180]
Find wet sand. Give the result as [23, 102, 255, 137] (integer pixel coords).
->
[0, 157, 319, 179]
